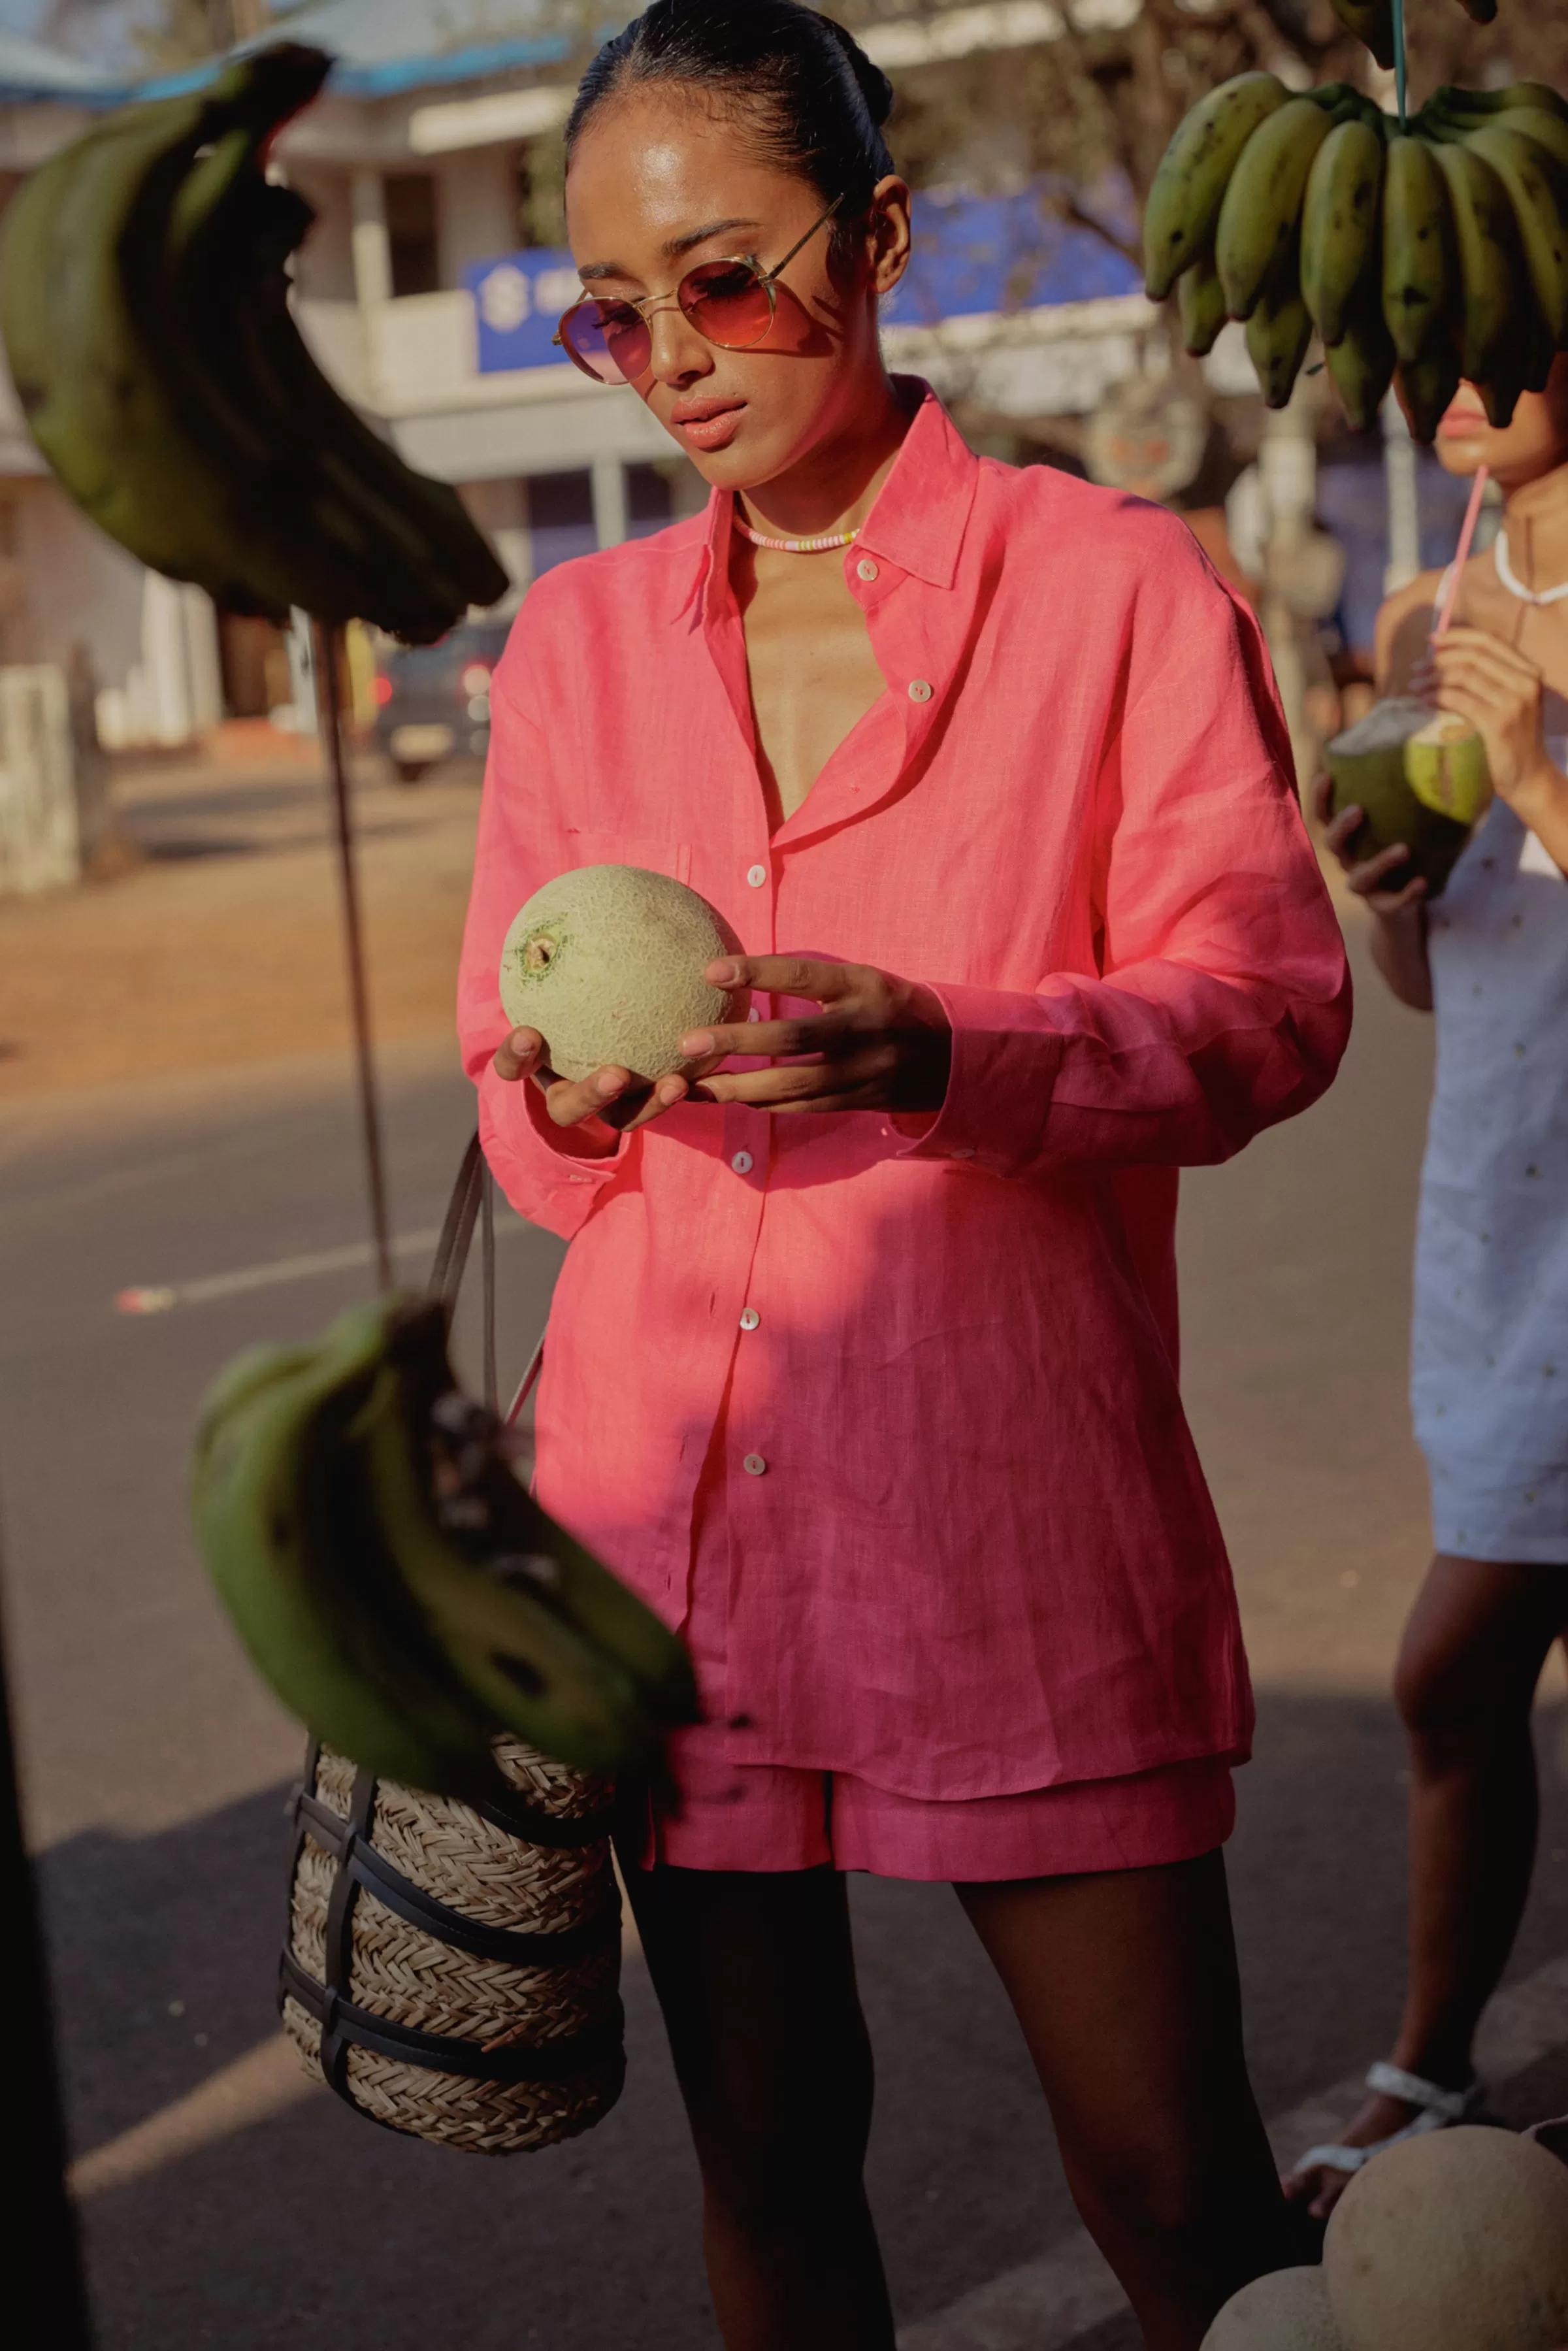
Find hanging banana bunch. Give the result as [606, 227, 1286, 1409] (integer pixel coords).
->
[1143, 73, 1568, 440]
[193, 1297, 701, 1796]
[0, 43, 508, 640]
[1328, 0, 1495, 71]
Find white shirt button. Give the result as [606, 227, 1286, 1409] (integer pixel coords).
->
[743, 1453, 768, 1477]
[950, 1146, 975, 1159]
[908, 679, 934, 703]
[746, 863, 768, 887]
[747, 1005, 761, 1021]
[739, 1307, 760, 1332]
[731, 1150, 753, 1175]
[857, 558, 879, 582]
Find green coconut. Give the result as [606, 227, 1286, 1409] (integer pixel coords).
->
[1202, 2265, 1345, 2349]
[498, 864, 750, 1085]
[1324, 697, 1473, 898]
[1404, 710, 1493, 826]
[1324, 2125, 1568, 2351]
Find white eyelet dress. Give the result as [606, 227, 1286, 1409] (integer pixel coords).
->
[1411, 740, 1568, 1564]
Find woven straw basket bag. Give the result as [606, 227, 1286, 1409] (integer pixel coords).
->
[276, 1136, 627, 2154]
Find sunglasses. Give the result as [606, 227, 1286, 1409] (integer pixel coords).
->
[554, 193, 843, 386]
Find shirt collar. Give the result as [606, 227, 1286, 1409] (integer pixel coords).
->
[676, 376, 977, 617]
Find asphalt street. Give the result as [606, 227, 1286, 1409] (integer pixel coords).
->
[2, 914, 1565, 2350]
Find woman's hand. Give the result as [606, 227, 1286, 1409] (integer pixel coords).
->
[681, 955, 952, 1115]
[1310, 772, 1428, 917]
[492, 1027, 693, 1145]
[491, 955, 952, 1133]
[1411, 625, 1560, 809]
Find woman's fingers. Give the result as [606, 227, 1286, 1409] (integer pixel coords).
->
[694, 1043, 899, 1109]
[1322, 803, 1364, 862]
[705, 953, 858, 1002]
[493, 1027, 544, 1082]
[683, 1012, 847, 1061]
[1347, 841, 1422, 901]
[1435, 623, 1541, 685]
[1365, 874, 1429, 917]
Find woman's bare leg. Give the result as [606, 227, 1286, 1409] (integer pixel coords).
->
[1285, 1554, 1568, 2217]
[618, 1854, 895, 2351]
[959, 1850, 1290, 2351]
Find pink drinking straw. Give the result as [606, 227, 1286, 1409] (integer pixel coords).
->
[1432, 464, 1490, 643]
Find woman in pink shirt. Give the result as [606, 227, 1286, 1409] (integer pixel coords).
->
[458, 4, 1351, 2343]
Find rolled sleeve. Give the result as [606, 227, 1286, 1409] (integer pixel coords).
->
[900, 546, 1351, 1178]
[458, 636, 632, 1237]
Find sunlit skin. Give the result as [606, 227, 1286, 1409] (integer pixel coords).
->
[1290, 369, 1568, 2224]
[1314, 367, 1568, 1016]
[491, 90, 955, 1145]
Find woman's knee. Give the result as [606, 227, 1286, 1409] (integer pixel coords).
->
[1067, 2136, 1279, 2280]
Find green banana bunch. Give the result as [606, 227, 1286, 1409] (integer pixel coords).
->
[1177, 250, 1228, 357]
[1246, 276, 1313, 409]
[1143, 74, 1290, 300]
[1146, 69, 1568, 440]
[1382, 136, 1455, 366]
[1427, 140, 1522, 406]
[1324, 297, 1397, 432]
[1217, 97, 1335, 320]
[1301, 118, 1384, 347]
[193, 1296, 700, 1794]
[0, 45, 507, 641]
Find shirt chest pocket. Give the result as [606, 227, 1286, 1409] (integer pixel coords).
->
[564, 828, 692, 885]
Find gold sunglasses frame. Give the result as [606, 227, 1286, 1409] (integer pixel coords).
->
[552, 193, 845, 382]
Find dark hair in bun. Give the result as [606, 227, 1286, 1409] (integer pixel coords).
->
[566, 1, 896, 223]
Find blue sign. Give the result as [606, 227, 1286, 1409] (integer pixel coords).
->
[465, 244, 583, 373]
[465, 191, 1141, 377]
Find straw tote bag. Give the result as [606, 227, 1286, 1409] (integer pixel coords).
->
[277, 1134, 627, 2154]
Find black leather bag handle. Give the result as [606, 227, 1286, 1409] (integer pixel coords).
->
[429, 1132, 544, 1427]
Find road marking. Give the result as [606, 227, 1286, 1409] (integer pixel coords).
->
[67, 1919, 646, 2199]
[896, 1951, 1568, 2350]
[69, 2032, 318, 2199]
[114, 1215, 525, 1315]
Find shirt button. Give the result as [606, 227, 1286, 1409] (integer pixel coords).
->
[857, 558, 879, 582]
[731, 1150, 753, 1175]
[908, 678, 934, 703]
[746, 863, 768, 887]
[747, 1005, 760, 1021]
[739, 1307, 760, 1332]
[743, 1453, 768, 1476]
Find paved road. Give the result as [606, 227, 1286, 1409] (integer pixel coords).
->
[2, 911, 1565, 2350]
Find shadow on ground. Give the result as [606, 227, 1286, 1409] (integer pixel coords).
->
[45, 1690, 1568, 2351]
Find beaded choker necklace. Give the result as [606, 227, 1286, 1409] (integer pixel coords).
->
[1494, 527, 1568, 608]
[734, 506, 859, 555]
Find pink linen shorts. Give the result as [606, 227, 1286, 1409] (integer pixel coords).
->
[624, 1502, 1235, 1882]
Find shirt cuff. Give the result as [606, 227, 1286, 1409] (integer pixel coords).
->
[477, 1060, 629, 1237]
[891, 981, 1066, 1173]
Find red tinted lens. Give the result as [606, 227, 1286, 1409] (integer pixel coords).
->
[679, 260, 774, 349]
[561, 299, 650, 384]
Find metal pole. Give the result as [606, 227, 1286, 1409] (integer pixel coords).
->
[1382, 391, 1422, 596]
[312, 619, 393, 1292]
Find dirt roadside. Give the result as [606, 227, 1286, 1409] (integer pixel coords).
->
[0, 734, 481, 1108]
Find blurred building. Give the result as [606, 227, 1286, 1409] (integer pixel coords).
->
[0, 0, 1265, 748]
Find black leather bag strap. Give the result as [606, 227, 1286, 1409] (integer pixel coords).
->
[279, 1947, 627, 2086]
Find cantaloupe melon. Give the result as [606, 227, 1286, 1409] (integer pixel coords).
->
[498, 864, 750, 1085]
[1201, 2265, 1344, 2348]
[1324, 2126, 1568, 2351]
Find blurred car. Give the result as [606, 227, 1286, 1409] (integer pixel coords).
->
[371, 617, 512, 782]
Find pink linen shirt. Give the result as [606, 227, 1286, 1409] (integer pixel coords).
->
[459, 387, 1352, 1803]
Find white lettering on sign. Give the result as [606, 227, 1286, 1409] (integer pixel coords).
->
[478, 263, 531, 333]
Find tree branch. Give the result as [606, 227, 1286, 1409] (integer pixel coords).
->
[1047, 189, 1143, 272]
